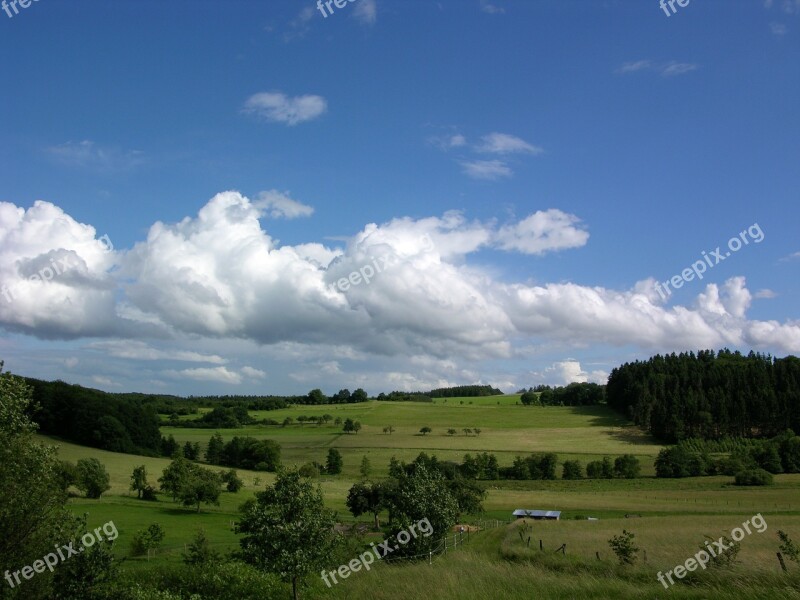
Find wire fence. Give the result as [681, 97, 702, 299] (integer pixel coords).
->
[131, 518, 513, 563]
[381, 518, 512, 565]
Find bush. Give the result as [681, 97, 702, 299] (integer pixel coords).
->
[76, 458, 111, 499]
[221, 469, 243, 492]
[701, 535, 740, 567]
[562, 460, 583, 480]
[778, 530, 800, 563]
[613, 454, 641, 479]
[734, 468, 773, 486]
[130, 524, 165, 557]
[608, 530, 639, 565]
[182, 529, 220, 566]
[298, 462, 320, 478]
[142, 485, 159, 501]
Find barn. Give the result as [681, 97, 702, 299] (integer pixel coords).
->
[512, 509, 561, 521]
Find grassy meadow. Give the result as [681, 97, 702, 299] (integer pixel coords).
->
[37, 396, 800, 598]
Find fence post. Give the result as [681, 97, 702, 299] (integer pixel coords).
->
[777, 552, 788, 572]
[539, 539, 543, 551]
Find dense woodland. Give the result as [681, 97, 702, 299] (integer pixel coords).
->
[26, 378, 162, 455]
[606, 350, 800, 442]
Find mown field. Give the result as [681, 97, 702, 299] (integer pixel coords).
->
[36, 396, 800, 598]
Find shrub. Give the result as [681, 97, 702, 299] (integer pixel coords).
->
[778, 530, 800, 563]
[734, 469, 773, 486]
[142, 485, 159, 501]
[298, 462, 320, 478]
[130, 523, 165, 557]
[702, 535, 740, 567]
[608, 530, 639, 565]
[562, 460, 583, 480]
[182, 529, 220, 566]
[613, 455, 641, 479]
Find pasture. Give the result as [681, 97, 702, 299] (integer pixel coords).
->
[35, 396, 800, 598]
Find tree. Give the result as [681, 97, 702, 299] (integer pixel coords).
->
[614, 455, 641, 479]
[0, 363, 75, 599]
[343, 418, 361, 434]
[388, 456, 403, 478]
[159, 455, 194, 501]
[130, 464, 149, 499]
[351, 388, 368, 403]
[160, 434, 179, 457]
[420, 426, 432, 436]
[383, 425, 395, 435]
[183, 528, 221, 566]
[237, 468, 341, 600]
[205, 432, 224, 464]
[76, 458, 111, 499]
[51, 514, 117, 599]
[334, 417, 342, 426]
[180, 467, 222, 512]
[346, 480, 390, 529]
[130, 523, 165, 557]
[463, 428, 472, 436]
[306, 388, 327, 404]
[359, 455, 371, 480]
[326, 448, 343, 475]
[520, 391, 539, 405]
[221, 468, 244, 492]
[601, 456, 614, 479]
[562, 460, 583, 480]
[474, 428, 481, 436]
[183, 441, 201, 460]
[447, 428, 457, 436]
[446, 477, 486, 515]
[55, 460, 78, 492]
[386, 464, 458, 558]
[282, 417, 294, 428]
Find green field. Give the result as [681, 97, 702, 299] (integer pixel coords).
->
[36, 397, 800, 599]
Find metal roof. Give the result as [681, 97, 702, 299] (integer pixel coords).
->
[512, 509, 561, 518]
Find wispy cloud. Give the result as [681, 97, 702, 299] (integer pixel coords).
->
[46, 140, 145, 171]
[616, 60, 653, 74]
[353, 0, 377, 24]
[284, 6, 316, 41]
[755, 289, 777, 299]
[661, 61, 699, 77]
[477, 132, 543, 155]
[480, 0, 506, 14]
[460, 159, 513, 180]
[780, 251, 800, 262]
[770, 22, 788, 35]
[429, 133, 467, 150]
[616, 60, 699, 77]
[256, 190, 314, 219]
[243, 91, 327, 126]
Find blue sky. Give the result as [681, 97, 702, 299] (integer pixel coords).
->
[1, 0, 798, 395]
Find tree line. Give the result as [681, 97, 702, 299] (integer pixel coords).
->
[606, 349, 800, 442]
[520, 382, 605, 406]
[25, 377, 162, 455]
